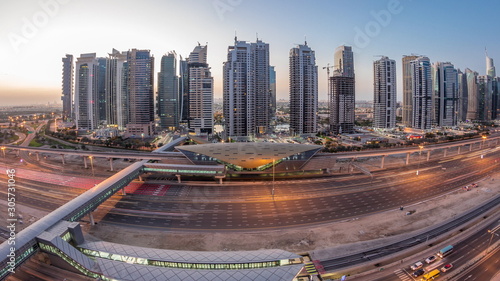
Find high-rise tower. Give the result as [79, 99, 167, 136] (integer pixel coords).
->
[105, 49, 128, 130]
[126, 49, 155, 136]
[188, 44, 213, 134]
[486, 50, 496, 78]
[61, 54, 74, 120]
[465, 68, 479, 121]
[157, 52, 179, 131]
[223, 38, 270, 138]
[410, 57, 432, 130]
[329, 45, 355, 134]
[373, 56, 396, 128]
[74, 53, 99, 130]
[457, 69, 468, 122]
[402, 55, 419, 127]
[432, 62, 458, 127]
[289, 42, 318, 135]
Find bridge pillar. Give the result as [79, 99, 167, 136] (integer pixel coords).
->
[405, 152, 411, 165]
[176, 174, 181, 183]
[121, 188, 126, 196]
[83, 156, 88, 169]
[61, 154, 65, 165]
[443, 148, 448, 157]
[109, 158, 114, 171]
[457, 146, 461, 155]
[380, 155, 386, 169]
[35, 152, 40, 161]
[89, 212, 95, 226]
[426, 150, 430, 161]
[469, 143, 473, 151]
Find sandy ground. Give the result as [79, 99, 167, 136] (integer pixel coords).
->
[85, 171, 500, 257]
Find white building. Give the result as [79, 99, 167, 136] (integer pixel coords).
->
[105, 49, 128, 130]
[188, 44, 213, 135]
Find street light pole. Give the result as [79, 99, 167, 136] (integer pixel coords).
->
[487, 225, 500, 253]
[89, 156, 94, 177]
[272, 158, 275, 200]
[417, 145, 424, 176]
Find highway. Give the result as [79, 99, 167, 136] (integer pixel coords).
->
[0, 140, 498, 233]
[98, 147, 500, 231]
[354, 217, 500, 281]
[0, 131, 498, 280]
[322, 199, 500, 273]
[456, 249, 500, 281]
[2, 133, 499, 163]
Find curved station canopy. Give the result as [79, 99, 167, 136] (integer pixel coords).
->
[176, 142, 322, 170]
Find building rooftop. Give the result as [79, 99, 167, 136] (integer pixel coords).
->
[176, 142, 322, 169]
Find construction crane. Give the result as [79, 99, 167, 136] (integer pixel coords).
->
[323, 63, 334, 78]
[323, 63, 335, 128]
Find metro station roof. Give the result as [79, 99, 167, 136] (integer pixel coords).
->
[79, 240, 301, 264]
[176, 142, 322, 169]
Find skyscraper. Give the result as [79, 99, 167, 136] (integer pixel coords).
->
[179, 56, 189, 125]
[74, 53, 99, 130]
[465, 68, 479, 121]
[493, 78, 499, 120]
[157, 51, 179, 130]
[432, 62, 458, 127]
[96, 58, 107, 122]
[289, 43, 318, 135]
[223, 38, 270, 138]
[333, 45, 354, 78]
[486, 50, 496, 78]
[486, 52, 499, 120]
[269, 66, 276, 121]
[329, 45, 355, 134]
[457, 69, 468, 122]
[402, 55, 419, 127]
[373, 56, 396, 128]
[126, 49, 155, 136]
[187, 44, 213, 134]
[477, 75, 492, 121]
[410, 57, 432, 130]
[61, 54, 73, 120]
[105, 49, 128, 130]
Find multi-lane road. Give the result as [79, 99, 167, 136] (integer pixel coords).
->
[99, 147, 499, 231]
[0, 133, 499, 280]
[353, 217, 500, 281]
[1, 138, 498, 233]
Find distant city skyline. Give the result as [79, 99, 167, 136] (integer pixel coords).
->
[1, 0, 500, 105]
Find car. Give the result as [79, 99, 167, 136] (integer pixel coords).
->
[410, 261, 424, 271]
[412, 268, 425, 277]
[441, 263, 453, 272]
[425, 255, 437, 264]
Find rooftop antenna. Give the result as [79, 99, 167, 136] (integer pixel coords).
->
[304, 35, 307, 46]
[197, 41, 201, 46]
[234, 30, 237, 42]
[256, 32, 259, 41]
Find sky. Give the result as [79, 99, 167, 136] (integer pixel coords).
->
[1, 0, 500, 106]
